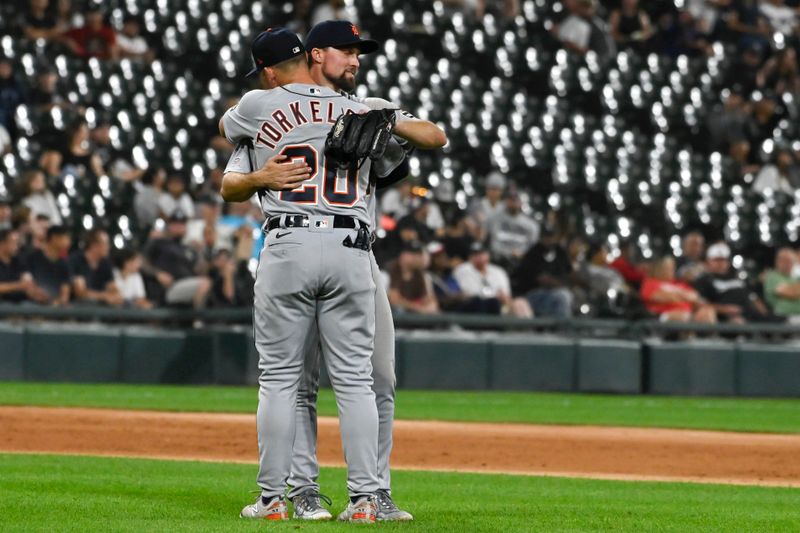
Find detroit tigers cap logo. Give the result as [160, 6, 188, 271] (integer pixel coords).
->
[351, 24, 360, 36]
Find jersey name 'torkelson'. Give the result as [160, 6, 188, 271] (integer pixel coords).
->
[222, 83, 374, 227]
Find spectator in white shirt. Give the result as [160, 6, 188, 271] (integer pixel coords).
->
[753, 149, 797, 196]
[113, 248, 152, 309]
[158, 173, 195, 219]
[469, 171, 506, 240]
[117, 15, 153, 61]
[20, 169, 62, 225]
[453, 242, 533, 317]
[488, 189, 540, 269]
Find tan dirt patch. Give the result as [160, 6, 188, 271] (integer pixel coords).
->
[2, 406, 799, 488]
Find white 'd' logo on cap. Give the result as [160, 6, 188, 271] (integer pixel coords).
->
[293, 46, 300, 53]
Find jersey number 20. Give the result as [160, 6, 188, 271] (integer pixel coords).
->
[278, 145, 358, 207]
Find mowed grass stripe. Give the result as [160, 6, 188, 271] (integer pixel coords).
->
[1, 454, 799, 532]
[0, 382, 799, 433]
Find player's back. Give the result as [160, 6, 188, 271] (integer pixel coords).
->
[222, 83, 373, 226]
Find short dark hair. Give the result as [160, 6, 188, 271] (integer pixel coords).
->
[46, 225, 69, 240]
[0, 228, 13, 243]
[83, 228, 107, 249]
[113, 247, 140, 269]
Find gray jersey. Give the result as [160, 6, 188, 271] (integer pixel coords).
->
[222, 83, 374, 226]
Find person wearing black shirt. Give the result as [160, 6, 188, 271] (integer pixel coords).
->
[144, 210, 211, 308]
[0, 228, 48, 303]
[25, 225, 72, 305]
[68, 229, 122, 306]
[513, 227, 574, 318]
[692, 242, 772, 323]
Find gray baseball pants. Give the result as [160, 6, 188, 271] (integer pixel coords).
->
[287, 251, 396, 497]
[254, 221, 379, 499]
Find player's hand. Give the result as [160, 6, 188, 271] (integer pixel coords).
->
[255, 154, 312, 191]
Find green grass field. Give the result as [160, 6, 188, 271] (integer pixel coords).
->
[1, 382, 799, 433]
[2, 454, 800, 533]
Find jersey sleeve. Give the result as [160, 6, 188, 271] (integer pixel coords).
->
[221, 91, 264, 144]
[224, 139, 256, 174]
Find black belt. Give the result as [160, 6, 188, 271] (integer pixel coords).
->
[265, 214, 366, 232]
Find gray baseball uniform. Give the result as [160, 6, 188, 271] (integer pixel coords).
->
[224, 94, 410, 498]
[221, 83, 379, 499]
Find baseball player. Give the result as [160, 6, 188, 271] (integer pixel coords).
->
[223, 22, 447, 521]
[219, 28, 384, 523]
[287, 20, 446, 522]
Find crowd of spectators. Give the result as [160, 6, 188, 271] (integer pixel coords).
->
[3, 0, 800, 327]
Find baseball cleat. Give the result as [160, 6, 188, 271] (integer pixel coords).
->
[239, 494, 288, 520]
[291, 490, 333, 520]
[375, 489, 414, 521]
[337, 494, 378, 523]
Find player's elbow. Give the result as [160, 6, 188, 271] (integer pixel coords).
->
[430, 127, 448, 148]
[220, 174, 245, 202]
[218, 118, 226, 138]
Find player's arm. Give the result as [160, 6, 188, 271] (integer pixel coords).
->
[360, 97, 447, 149]
[220, 142, 312, 202]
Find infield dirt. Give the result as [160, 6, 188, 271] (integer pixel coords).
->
[2, 406, 799, 488]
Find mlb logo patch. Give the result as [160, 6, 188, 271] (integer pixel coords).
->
[314, 219, 329, 229]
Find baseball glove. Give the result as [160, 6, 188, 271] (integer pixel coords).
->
[325, 109, 397, 169]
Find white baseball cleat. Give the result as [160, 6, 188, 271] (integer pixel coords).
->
[375, 489, 414, 521]
[239, 494, 288, 520]
[291, 490, 333, 520]
[337, 494, 378, 523]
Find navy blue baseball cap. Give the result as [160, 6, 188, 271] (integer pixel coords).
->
[305, 20, 379, 54]
[245, 28, 305, 78]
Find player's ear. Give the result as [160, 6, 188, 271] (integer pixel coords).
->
[311, 47, 323, 66]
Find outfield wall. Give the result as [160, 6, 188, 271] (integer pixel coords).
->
[1, 323, 799, 397]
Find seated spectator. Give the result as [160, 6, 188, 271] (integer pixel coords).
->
[719, 0, 770, 50]
[134, 166, 166, 229]
[208, 246, 254, 307]
[28, 65, 64, 111]
[25, 224, 71, 306]
[91, 121, 144, 183]
[430, 242, 501, 314]
[40, 119, 106, 180]
[469, 171, 506, 240]
[185, 195, 226, 251]
[609, 0, 653, 51]
[395, 198, 440, 244]
[19, 169, 62, 225]
[0, 58, 23, 138]
[557, 0, 595, 55]
[380, 179, 414, 221]
[158, 173, 195, 219]
[441, 210, 476, 265]
[0, 196, 11, 230]
[757, 47, 800, 95]
[676, 231, 706, 282]
[143, 210, 211, 309]
[763, 247, 800, 323]
[706, 86, 750, 153]
[68, 229, 122, 306]
[513, 227, 574, 318]
[455, 242, 533, 317]
[693, 242, 773, 323]
[219, 200, 263, 260]
[311, 0, 356, 27]
[640, 257, 716, 323]
[21, 0, 60, 41]
[116, 15, 153, 62]
[112, 248, 152, 309]
[63, 7, 118, 60]
[610, 240, 646, 288]
[0, 228, 48, 303]
[753, 148, 798, 195]
[748, 93, 781, 148]
[568, 239, 629, 314]
[387, 240, 439, 314]
[758, 0, 797, 38]
[487, 189, 539, 269]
